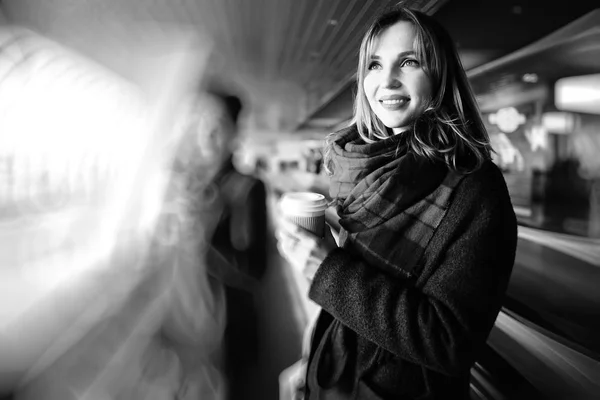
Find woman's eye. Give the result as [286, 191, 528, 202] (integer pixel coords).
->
[402, 59, 420, 67]
[367, 61, 382, 70]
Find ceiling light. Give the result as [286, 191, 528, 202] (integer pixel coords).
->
[522, 73, 538, 83]
[488, 107, 526, 133]
[555, 74, 600, 115]
[542, 112, 579, 134]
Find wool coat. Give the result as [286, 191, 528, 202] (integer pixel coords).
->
[305, 160, 517, 400]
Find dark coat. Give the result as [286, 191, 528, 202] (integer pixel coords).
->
[207, 161, 268, 286]
[306, 160, 517, 399]
[206, 161, 268, 377]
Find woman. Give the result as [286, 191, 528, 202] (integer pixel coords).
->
[276, 6, 517, 400]
[195, 87, 268, 400]
[145, 86, 265, 400]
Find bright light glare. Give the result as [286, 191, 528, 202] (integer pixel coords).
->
[0, 13, 222, 398]
[555, 74, 600, 115]
[541, 112, 579, 134]
[0, 29, 150, 291]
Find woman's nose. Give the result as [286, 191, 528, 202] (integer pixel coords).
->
[382, 69, 402, 89]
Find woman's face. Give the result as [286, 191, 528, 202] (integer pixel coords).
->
[180, 95, 233, 166]
[363, 21, 433, 134]
[196, 97, 231, 162]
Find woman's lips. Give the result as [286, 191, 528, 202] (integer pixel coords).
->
[379, 96, 409, 110]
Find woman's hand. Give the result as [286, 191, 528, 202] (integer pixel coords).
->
[279, 358, 308, 400]
[275, 217, 338, 282]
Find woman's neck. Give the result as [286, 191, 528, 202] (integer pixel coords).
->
[392, 127, 410, 135]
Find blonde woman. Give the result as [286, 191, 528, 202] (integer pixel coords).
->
[276, 6, 517, 400]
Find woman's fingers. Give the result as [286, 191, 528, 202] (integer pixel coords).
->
[303, 255, 323, 281]
[278, 218, 301, 236]
[276, 229, 296, 251]
[275, 228, 301, 253]
[276, 240, 290, 259]
[274, 226, 289, 242]
[279, 218, 320, 239]
[275, 217, 325, 277]
[277, 220, 318, 248]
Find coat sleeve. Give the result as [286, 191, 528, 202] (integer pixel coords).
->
[308, 180, 517, 376]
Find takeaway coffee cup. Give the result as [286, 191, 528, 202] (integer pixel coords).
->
[280, 192, 328, 237]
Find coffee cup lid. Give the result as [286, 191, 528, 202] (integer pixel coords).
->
[280, 192, 328, 214]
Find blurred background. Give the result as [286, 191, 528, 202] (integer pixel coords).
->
[0, 0, 599, 399]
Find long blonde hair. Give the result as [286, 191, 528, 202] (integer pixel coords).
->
[326, 6, 493, 174]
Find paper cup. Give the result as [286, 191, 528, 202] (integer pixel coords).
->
[280, 192, 328, 237]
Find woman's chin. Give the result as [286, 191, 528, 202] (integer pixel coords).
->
[376, 114, 410, 130]
[380, 120, 411, 132]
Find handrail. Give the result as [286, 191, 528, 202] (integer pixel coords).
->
[499, 301, 600, 362]
[517, 225, 600, 267]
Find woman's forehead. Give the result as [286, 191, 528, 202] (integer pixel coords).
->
[369, 21, 417, 56]
[180, 95, 228, 127]
[198, 95, 228, 116]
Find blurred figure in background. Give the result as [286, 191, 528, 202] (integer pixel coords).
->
[154, 81, 269, 399]
[191, 82, 269, 399]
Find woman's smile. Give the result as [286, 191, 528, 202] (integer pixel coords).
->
[379, 94, 411, 110]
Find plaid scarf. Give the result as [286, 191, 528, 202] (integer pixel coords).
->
[329, 125, 465, 279]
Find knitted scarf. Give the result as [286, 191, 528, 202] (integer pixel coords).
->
[329, 125, 465, 280]
[313, 125, 467, 390]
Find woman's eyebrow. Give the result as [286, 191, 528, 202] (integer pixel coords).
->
[369, 50, 416, 60]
